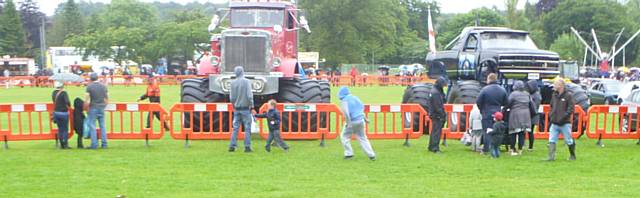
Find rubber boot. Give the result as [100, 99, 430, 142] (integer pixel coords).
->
[568, 143, 576, 161]
[546, 143, 556, 161]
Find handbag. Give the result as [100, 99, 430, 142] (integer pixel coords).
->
[528, 96, 537, 118]
[250, 116, 260, 134]
[51, 90, 64, 124]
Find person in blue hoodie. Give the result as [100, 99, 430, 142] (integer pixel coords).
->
[254, 99, 289, 152]
[338, 86, 376, 161]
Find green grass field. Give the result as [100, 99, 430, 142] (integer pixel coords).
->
[1, 85, 640, 197]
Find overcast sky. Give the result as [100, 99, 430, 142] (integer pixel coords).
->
[35, 0, 537, 16]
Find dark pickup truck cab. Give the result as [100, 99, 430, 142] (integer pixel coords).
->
[427, 27, 561, 82]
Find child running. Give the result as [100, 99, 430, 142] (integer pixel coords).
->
[254, 99, 289, 152]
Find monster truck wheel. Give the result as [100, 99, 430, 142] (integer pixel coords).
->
[447, 80, 482, 132]
[402, 83, 434, 134]
[278, 79, 325, 133]
[319, 80, 331, 103]
[181, 78, 229, 132]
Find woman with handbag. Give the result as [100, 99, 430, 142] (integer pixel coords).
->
[52, 81, 72, 149]
[506, 81, 533, 156]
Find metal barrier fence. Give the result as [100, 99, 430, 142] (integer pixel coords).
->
[362, 104, 427, 146]
[442, 104, 586, 145]
[586, 105, 640, 146]
[0, 103, 72, 148]
[257, 103, 343, 146]
[0, 103, 166, 148]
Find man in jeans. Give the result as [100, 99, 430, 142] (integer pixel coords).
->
[229, 66, 255, 153]
[338, 86, 376, 161]
[547, 79, 577, 161]
[85, 73, 109, 149]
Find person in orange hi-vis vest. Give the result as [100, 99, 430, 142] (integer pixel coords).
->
[137, 76, 169, 130]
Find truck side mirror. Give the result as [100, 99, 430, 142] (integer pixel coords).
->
[300, 16, 311, 33]
[208, 15, 220, 34]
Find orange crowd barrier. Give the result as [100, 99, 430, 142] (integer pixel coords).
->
[169, 103, 236, 147]
[0, 103, 74, 148]
[257, 103, 342, 146]
[0, 76, 37, 87]
[586, 105, 640, 146]
[361, 104, 427, 146]
[443, 104, 585, 145]
[97, 103, 167, 146]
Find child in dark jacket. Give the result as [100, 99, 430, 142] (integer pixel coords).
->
[489, 111, 507, 158]
[254, 99, 289, 152]
[73, 98, 85, 148]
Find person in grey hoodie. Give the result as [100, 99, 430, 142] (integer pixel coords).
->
[229, 66, 255, 152]
[338, 86, 376, 161]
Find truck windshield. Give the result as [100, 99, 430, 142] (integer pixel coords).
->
[480, 32, 538, 49]
[231, 9, 284, 28]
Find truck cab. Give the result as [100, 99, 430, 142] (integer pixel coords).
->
[427, 27, 560, 84]
[202, 0, 309, 96]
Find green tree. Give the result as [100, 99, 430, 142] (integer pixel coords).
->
[437, 8, 506, 49]
[141, 10, 209, 65]
[543, 0, 637, 64]
[66, 27, 147, 67]
[0, 0, 28, 56]
[549, 33, 584, 61]
[47, 0, 84, 46]
[301, 0, 412, 66]
[100, 0, 157, 29]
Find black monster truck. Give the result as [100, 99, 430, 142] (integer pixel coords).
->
[403, 27, 589, 133]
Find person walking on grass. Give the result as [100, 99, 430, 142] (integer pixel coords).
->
[547, 79, 577, 161]
[506, 81, 534, 156]
[85, 73, 109, 149]
[52, 81, 71, 149]
[338, 86, 376, 161]
[137, 76, 169, 131]
[526, 80, 542, 151]
[427, 77, 448, 154]
[254, 99, 289, 152]
[229, 66, 256, 153]
[476, 73, 508, 154]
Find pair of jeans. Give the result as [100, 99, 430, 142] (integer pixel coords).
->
[266, 129, 288, 150]
[490, 144, 500, 158]
[146, 111, 168, 129]
[229, 110, 252, 148]
[53, 112, 69, 147]
[340, 120, 375, 157]
[549, 123, 574, 145]
[428, 118, 444, 152]
[87, 107, 107, 149]
[481, 118, 495, 152]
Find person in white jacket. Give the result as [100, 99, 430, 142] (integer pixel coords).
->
[469, 105, 483, 152]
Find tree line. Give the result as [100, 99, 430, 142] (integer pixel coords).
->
[0, 0, 639, 68]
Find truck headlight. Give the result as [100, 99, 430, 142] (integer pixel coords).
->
[211, 56, 220, 66]
[251, 81, 264, 90]
[272, 57, 281, 67]
[222, 80, 231, 91]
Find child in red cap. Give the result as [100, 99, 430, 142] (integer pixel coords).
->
[488, 111, 507, 158]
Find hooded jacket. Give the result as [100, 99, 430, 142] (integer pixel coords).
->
[476, 81, 508, 120]
[428, 77, 447, 120]
[338, 87, 365, 123]
[527, 80, 542, 124]
[73, 98, 86, 136]
[229, 66, 254, 110]
[507, 81, 532, 133]
[255, 108, 281, 131]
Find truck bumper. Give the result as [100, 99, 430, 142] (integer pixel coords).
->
[499, 69, 559, 80]
[208, 74, 279, 95]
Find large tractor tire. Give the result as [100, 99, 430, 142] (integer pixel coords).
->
[277, 79, 326, 132]
[181, 78, 230, 132]
[319, 80, 331, 103]
[446, 80, 482, 132]
[402, 83, 434, 134]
